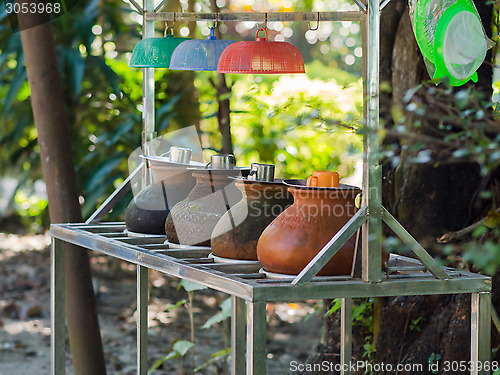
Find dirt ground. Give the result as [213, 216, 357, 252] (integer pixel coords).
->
[0, 232, 323, 375]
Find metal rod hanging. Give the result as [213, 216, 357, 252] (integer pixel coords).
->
[380, 0, 391, 10]
[352, 0, 367, 12]
[154, 0, 168, 13]
[146, 11, 364, 23]
[128, 0, 144, 14]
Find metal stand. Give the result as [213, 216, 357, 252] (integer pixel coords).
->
[50, 1, 493, 374]
[50, 225, 492, 375]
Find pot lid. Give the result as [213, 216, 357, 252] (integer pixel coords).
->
[217, 28, 305, 74]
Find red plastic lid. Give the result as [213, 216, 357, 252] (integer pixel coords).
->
[217, 28, 305, 74]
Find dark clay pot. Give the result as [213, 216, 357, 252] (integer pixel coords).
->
[125, 166, 196, 235]
[211, 180, 294, 260]
[165, 170, 244, 246]
[257, 185, 386, 276]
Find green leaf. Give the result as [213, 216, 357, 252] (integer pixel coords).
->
[105, 117, 135, 146]
[149, 340, 195, 371]
[85, 156, 123, 192]
[352, 304, 366, 321]
[172, 340, 195, 356]
[3, 64, 26, 115]
[87, 56, 120, 95]
[194, 348, 231, 372]
[484, 210, 500, 229]
[166, 299, 187, 311]
[179, 279, 207, 292]
[454, 90, 469, 110]
[67, 48, 85, 97]
[150, 355, 168, 371]
[403, 84, 422, 103]
[157, 93, 182, 118]
[202, 298, 232, 329]
[325, 298, 341, 316]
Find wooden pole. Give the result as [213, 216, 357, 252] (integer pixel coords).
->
[17, 4, 107, 374]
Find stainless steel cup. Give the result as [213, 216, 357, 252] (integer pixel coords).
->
[168, 147, 192, 164]
[209, 154, 235, 169]
[248, 163, 275, 182]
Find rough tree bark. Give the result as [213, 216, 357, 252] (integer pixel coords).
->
[210, 0, 234, 155]
[374, 3, 495, 374]
[305, 2, 496, 374]
[17, 4, 107, 374]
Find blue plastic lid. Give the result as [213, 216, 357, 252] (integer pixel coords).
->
[169, 28, 236, 71]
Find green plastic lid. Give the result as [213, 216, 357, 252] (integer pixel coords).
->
[412, 0, 487, 86]
[129, 34, 190, 68]
[433, 1, 486, 86]
[414, 0, 456, 62]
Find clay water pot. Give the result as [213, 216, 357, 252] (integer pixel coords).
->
[125, 165, 196, 235]
[211, 180, 294, 260]
[257, 184, 362, 276]
[165, 169, 245, 246]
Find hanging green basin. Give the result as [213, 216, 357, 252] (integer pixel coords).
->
[129, 35, 190, 68]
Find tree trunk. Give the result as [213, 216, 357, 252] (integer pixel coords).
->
[210, 0, 234, 155]
[17, 5, 106, 375]
[160, 0, 201, 133]
[374, 3, 495, 373]
[306, 2, 496, 374]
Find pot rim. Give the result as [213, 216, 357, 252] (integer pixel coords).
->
[230, 176, 287, 186]
[140, 154, 205, 167]
[284, 179, 361, 192]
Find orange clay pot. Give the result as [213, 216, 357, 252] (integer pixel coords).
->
[211, 180, 294, 260]
[257, 185, 384, 276]
[165, 169, 243, 246]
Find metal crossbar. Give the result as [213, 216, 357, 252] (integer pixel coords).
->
[145, 11, 364, 22]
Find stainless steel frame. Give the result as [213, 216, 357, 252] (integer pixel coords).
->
[51, 223, 492, 374]
[50, 1, 493, 374]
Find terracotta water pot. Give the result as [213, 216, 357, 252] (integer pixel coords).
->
[125, 165, 196, 234]
[257, 184, 371, 276]
[211, 180, 294, 260]
[165, 169, 245, 246]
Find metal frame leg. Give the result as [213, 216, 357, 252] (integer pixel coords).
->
[231, 296, 246, 375]
[51, 238, 66, 375]
[246, 301, 267, 375]
[341, 298, 353, 375]
[137, 266, 149, 375]
[471, 292, 491, 375]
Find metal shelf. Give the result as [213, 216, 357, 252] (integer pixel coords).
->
[51, 222, 492, 375]
[51, 222, 491, 302]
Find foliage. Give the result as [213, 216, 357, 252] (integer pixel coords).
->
[150, 339, 195, 372]
[13, 189, 48, 231]
[0, 0, 201, 225]
[428, 353, 442, 374]
[409, 316, 425, 331]
[193, 348, 231, 373]
[198, 64, 363, 180]
[151, 281, 231, 374]
[384, 83, 500, 274]
[202, 297, 232, 329]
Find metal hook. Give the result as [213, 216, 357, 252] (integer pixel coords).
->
[214, 13, 219, 29]
[166, 12, 176, 31]
[264, 12, 268, 29]
[309, 12, 320, 31]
